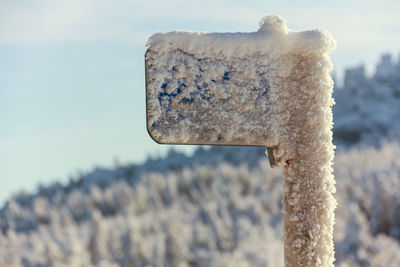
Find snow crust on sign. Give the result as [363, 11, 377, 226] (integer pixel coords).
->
[146, 15, 336, 266]
[147, 15, 335, 60]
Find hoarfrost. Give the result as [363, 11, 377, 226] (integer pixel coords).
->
[0, 143, 399, 266]
[147, 16, 337, 265]
[146, 15, 335, 148]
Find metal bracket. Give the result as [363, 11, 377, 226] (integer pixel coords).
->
[266, 147, 276, 168]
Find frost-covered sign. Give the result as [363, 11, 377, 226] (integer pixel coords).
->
[145, 15, 336, 267]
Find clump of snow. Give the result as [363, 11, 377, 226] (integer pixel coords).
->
[146, 15, 334, 60]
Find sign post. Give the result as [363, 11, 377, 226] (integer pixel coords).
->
[145, 15, 336, 267]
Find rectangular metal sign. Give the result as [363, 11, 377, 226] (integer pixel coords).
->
[145, 48, 276, 147]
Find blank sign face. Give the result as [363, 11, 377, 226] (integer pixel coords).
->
[145, 15, 335, 147]
[145, 49, 276, 146]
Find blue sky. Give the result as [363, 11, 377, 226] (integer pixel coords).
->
[1, 0, 399, 204]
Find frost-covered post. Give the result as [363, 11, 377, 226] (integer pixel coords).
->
[145, 15, 336, 266]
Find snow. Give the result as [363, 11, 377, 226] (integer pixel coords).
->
[1, 143, 400, 266]
[146, 15, 334, 60]
[146, 14, 337, 266]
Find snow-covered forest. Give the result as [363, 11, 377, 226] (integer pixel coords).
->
[1, 54, 400, 266]
[333, 53, 400, 146]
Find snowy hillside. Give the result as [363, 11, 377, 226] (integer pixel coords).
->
[1, 144, 399, 267]
[1, 54, 400, 266]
